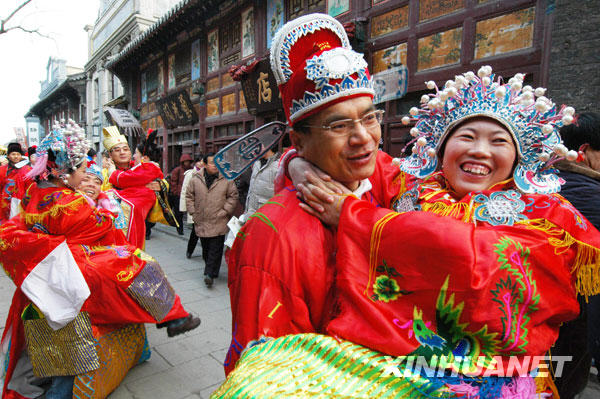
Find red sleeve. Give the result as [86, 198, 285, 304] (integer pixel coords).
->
[15, 165, 34, 199]
[367, 151, 403, 208]
[327, 196, 580, 368]
[109, 162, 164, 188]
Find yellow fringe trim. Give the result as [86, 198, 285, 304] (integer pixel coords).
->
[23, 196, 87, 225]
[365, 212, 400, 297]
[534, 370, 559, 398]
[517, 218, 600, 298]
[421, 201, 474, 223]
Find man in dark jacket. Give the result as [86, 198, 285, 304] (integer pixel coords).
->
[169, 154, 193, 234]
[554, 112, 600, 398]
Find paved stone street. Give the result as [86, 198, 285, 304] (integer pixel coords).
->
[1, 224, 600, 398]
[0, 224, 231, 399]
[111, 225, 231, 398]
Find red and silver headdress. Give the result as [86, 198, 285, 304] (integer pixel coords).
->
[270, 13, 374, 125]
[400, 66, 577, 194]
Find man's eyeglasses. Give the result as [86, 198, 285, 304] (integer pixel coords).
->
[306, 110, 385, 135]
[111, 146, 130, 153]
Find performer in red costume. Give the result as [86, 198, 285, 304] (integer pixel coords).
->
[216, 14, 600, 398]
[0, 142, 32, 224]
[103, 126, 162, 249]
[0, 121, 199, 398]
[224, 13, 400, 374]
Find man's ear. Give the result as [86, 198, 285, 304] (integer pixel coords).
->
[289, 130, 306, 156]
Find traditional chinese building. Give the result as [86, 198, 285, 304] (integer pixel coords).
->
[26, 57, 86, 140]
[106, 0, 599, 172]
[85, 0, 180, 151]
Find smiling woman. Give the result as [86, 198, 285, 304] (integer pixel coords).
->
[441, 117, 517, 199]
[273, 65, 600, 398]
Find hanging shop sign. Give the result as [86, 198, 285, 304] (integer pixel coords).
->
[239, 58, 282, 115]
[156, 90, 198, 129]
[104, 107, 144, 136]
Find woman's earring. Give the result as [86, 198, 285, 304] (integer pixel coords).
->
[577, 151, 586, 162]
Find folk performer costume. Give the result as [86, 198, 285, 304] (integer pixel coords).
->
[103, 126, 163, 249]
[215, 15, 600, 399]
[0, 121, 199, 398]
[0, 143, 32, 224]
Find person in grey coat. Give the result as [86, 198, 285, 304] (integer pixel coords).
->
[186, 153, 238, 287]
[244, 146, 280, 216]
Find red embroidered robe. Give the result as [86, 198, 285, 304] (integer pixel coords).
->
[0, 162, 32, 224]
[109, 162, 163, 248]
[0, 184, 187, 397]
[224, 151, 401, 374]
[327, 172, 600, 374]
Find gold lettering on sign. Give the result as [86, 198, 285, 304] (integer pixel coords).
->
[161, 103, 175, 122]
[178, 94, 193, 119]
[170, 102, 183, 119]
[257, 72, 272, 104]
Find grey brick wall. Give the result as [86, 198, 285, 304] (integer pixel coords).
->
[547, 0, 600, 112]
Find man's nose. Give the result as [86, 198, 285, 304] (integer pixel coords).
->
[348, 122, 372, 145]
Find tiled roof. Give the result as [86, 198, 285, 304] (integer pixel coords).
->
[106, 0, 197, 69]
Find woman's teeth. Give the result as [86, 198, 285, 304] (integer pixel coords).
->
[461, 164, 490, 176]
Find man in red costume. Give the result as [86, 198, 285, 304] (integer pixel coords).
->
[224, 14, 399, 373]
[0, 142, 32, 224]
[103, 126, 161, 249]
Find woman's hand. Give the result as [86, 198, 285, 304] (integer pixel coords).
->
[289, 157, 344, 202]
[296, 172, 351, 227]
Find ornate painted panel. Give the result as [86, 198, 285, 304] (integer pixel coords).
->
[371, 6, 409, 38]
[141, 73, 147, 103]
[191, 39, 201, 80]
[222, 73, 235, 88]
[207, 29, 219, 73]
[372, 43, 407, 74]
[418, 27, 462, 71]
[474, 8, 535, 59]
[419, 0, 464, 22]
[328, 0, 349, 17]
[242, 7, 255, 58]
[266, 0, 284, 49]
[168, 54, 176, 89]
[207, 77, 220, 92]
[207, 97, 220, 117]
[157, 61, 164, 95]
[222, 93, 236, 114]
[239, 90, 247, 110]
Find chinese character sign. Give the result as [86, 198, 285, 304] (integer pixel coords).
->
[156, 90, 198, 128]
[257, 72, 272, 104]
[239, 58, 282, 115]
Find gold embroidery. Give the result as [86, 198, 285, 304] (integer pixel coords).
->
[267, 301, 283, 319]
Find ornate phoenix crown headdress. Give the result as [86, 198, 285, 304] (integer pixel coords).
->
[28, 119, 90, 179]
[399, 65, 577, 194]
[270, 13, 374, 125]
